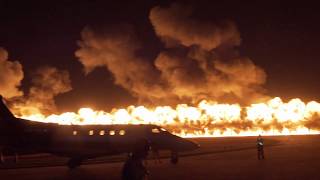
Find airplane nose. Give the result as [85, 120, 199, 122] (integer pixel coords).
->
[163, 134, 200, 152]
[180, 138, 200, 151]
[188, 140, 200, 150]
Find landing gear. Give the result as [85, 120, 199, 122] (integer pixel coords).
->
[170, 151, 178, 164]
[14, 153, 18, 163]
[67, 157, 83, 169]
[0, 151, 4, 164]
[0, 148, 18, 164]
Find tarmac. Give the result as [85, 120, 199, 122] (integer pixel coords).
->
[0, 135, 319, 180]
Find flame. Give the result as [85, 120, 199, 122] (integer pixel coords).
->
[18, 97, 320, 137]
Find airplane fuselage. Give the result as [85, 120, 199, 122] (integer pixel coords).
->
[1, 118, 198, 158]
[0, 95, 199, 167]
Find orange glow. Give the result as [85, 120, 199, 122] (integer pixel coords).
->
[18, 97, 320, 137]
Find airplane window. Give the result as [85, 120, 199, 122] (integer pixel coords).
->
[73, 131, 77, 135]
[89, 130, 94, 135]
[109, 130, 115, 135]
[160, 128, 167, 131]
[119, 130, 126, 135]
[99, 130, 105, 136]
[152, 128, 160, 133]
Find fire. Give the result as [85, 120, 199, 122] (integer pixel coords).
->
[18, 97, 320, 137]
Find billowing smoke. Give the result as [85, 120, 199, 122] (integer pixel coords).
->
[12, 66, 72, 116]
[151, 3, 267, 103]
[75, 26, 168, 103]
[76, 3, 267, 105]
[0, 48, 24, 99]
[149, 3, 241, 50]
[0, 47, 73, 115]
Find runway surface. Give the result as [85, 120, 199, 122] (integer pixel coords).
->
[0, 135, 319, 180]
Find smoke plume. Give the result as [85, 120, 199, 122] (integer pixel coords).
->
[149, 3, 241, 50]
[0, 47, 73, 115]
[75, 26, 168, 103]
[0, 47, 24, 99]
[76, 3, 267, 105]
[12, 66, 72, 115]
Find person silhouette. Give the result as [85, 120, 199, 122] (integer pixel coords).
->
[257, 134, 265, 160]
[122, 139, 150, 180]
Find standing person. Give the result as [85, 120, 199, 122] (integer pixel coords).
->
[122, 139, 150, 180]
[257, 134, 265, 160]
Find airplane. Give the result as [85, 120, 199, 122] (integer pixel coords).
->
[0, 95, 199, 169]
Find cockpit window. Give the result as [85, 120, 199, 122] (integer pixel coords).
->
[151, 128, 160, 133]
[160, 128, 167, 132]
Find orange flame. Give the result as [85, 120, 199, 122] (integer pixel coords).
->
[18, 97, 320, 137]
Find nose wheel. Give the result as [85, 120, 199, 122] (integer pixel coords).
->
[67, 157, 83, 169]
[14, 153, 19, 163]
[170, 151, 178, 164]
[0, 148, 18, 164]
[0, 151, 4, 164]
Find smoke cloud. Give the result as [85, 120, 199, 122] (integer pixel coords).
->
[76, 3, 267, 105]
[149, 3, 241, 50]
[75, 26, 168, 103]
[12, 66, 72, 115]
[0, 48, 24, 99]
[0, 48, 73, 115]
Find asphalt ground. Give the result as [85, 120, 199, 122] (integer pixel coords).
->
[0, 135, 319, 180]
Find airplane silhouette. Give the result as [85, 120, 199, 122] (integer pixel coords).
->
[0, 95, 199, 169]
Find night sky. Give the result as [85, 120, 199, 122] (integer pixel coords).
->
[1, 0, 320, 112]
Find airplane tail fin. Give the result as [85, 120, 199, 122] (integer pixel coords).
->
[0, 95, 16, 120]
[0, 95, 24, 149]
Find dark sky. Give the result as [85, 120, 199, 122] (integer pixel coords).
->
[1, 0, 320, 112]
